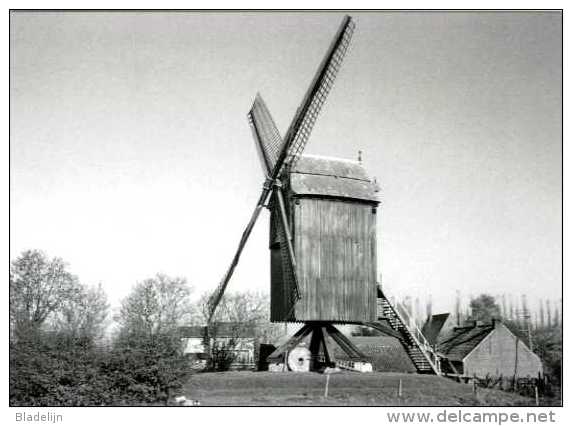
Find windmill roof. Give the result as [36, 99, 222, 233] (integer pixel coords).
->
[437, 324, 494, 362]
[289, 155, 380, 202]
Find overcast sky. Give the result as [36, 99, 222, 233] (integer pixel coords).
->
[10, 11, 562, 315]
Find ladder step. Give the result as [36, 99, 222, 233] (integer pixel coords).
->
[377, 293, 439, 375]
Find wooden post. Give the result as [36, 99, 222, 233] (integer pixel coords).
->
[535, 386, 539, 406]
[513, 335, 519, 391]
[511, 376, 516, 392]
[398, 379, 403, 398]
[324, 373, 330, 398]
[455, 290, 461, 326]
[473, 375, 477, 395]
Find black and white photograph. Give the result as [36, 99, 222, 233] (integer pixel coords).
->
[9, 9, 562, 412]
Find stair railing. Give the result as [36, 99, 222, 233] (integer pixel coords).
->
[377, 285, 441, 375]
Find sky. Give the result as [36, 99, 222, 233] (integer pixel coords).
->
[10, 11, 562, 316]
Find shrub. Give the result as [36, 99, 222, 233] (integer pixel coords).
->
[10, 330, 190, 406]
[10, 331, 114, 406]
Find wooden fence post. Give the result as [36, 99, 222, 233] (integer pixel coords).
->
[324, 373, 330, 398]
[398, 379, 403, 398]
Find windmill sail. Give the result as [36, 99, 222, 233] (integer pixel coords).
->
[282, 15, 355, 171]
[207, 15, 356, 323]
[248, 94, 287, 175]
[249, 98, 301, 305]
[206, 192, 270, 323]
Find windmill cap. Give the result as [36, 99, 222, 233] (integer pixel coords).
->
[289, 154, 380, 203]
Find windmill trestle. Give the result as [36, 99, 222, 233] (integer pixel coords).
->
[266, 322, 373, 373]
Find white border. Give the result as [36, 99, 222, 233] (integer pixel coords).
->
[3, 3, 568, 426]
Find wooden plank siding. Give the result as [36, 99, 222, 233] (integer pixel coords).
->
[271, 198, 377, 322]
[269, 155, 380, 323]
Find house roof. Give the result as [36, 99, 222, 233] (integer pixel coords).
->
[179, 323, 256, 338]
[289, 155, 380, 203]
[437, 324, 494, 362]
[501, 320, 533, 350]
[334, 336, 417, 373]
[363, 319, 404, 340]
[179, 326, 206, 337]
[421, 313, 451, 346]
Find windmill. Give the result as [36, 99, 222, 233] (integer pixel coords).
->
[205, 15, 439, 373]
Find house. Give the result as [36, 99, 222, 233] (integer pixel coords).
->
[179, 323, 256, 371]
[436, 319, 543, 379]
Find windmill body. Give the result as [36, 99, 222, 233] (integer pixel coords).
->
[270, 154, 379, 323]
[206, 15, 378, 371]
[204, 15, 442, 374]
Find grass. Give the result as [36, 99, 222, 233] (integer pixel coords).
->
[182, 371, 541, 406]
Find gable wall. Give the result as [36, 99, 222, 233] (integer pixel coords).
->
[464, 324, 542, 378]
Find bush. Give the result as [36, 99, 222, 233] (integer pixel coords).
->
[104, 332, 191, 405]
[10, 331, 115, 406]
[10, 330, 191, 406]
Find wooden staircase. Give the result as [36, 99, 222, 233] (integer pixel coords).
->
[372, 285, 441, 375]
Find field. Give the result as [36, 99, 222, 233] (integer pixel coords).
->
[182, 371, 541, 406]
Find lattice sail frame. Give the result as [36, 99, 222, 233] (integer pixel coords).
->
[283, 16, 355, 172]
[249, 97, 300, 305]
[248, 94, 287, 176]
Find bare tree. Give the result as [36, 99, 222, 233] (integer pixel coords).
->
[10, 250, 79, 337]
[206, 291, 268, 324]
[113, 273, 194, 402]
[117, 273, 194, 337]
[197, 290, 282, 370]
[52, 283, 109, 341]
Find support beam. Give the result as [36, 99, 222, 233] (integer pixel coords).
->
[267, 322, 370, 372]
[321, 327, 335, 365]
[267, 323, 313, 362]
